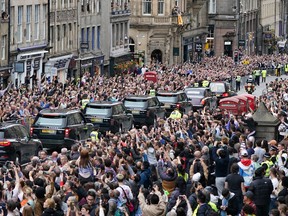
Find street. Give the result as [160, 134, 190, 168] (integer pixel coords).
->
[238, 75, 285, 96]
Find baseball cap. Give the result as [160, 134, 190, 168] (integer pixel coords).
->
[241, 149, 248, 157]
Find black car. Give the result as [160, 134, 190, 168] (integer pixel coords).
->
[31, 109, 93, 149]
[83, 101, 134, 133]
[209, 81, 237, 100]
[123, 95, 165, 127]
[184, 87, 213, 110]
[156, 91, 193, 116]
[0, 123, 42, 164]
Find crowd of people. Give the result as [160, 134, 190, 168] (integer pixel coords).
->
[1, 54, 288, 216]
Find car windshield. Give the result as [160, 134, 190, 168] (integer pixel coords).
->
[34, 115, 66, 127]
[185, 89, 204, 96]
[157, 95, 178, 103]
[210, 83, 226, 93]
[85, 106, 112, 116]
[0, 131, 4, 139]
[124, 99, 147, 108]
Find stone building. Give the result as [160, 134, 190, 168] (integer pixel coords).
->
[78, 0, 110, 77]
[0, 0, 10, 86]
[110, 0, 131, 76]
[9, 0, 49, 87]
[129, 0, 207, 65]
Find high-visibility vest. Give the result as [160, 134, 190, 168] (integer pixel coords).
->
[90, 131, 99, 143]
[255, 70, 261, 76]
[81, 99, 89, 110]
[236, 75, 241, 82]
[261, 70, 267, 78]
[194, 83, 199, 87]
[202, 80, 209, 87]
[149, 89, 156, 96]
[285, 64, 288, 72]
[169, 110, 182, 119]
[261, 160, 273, 177]
[193, 202, 218, 216]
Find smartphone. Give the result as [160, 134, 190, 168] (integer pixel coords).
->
[70, 202, 75, 211]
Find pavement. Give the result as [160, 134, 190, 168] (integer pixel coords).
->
[237, 75, 285, 97]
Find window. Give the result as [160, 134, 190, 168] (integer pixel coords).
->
[142, 0, 151, 15]
[1, 36, 6, 60]
[26, 5, 32, 42]
[81, 28, 84, 42]
[57, 25, 60, 41]
[87, 0, 90, 12]
[17, 6, 23, 43]
[86, 27, 90, 48]
[1, 0, 5, 12]
[35, 4, 40, 40]
[158, 0, 164, 15]
[208, 0, 216, 14]
[92, 26, 95, 50]
[50, 26, 54, 43]
[10, 6, 14, 44]
[96, 0, 100, 13]
[43, 4, 47, 39]
[174, 0, 178, 6]
[97, 26, 100, 49]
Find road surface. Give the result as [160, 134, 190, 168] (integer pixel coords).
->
[237, 75, 285, 97]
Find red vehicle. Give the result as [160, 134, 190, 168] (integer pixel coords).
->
[144, 71, 157, 83]
[232, 95, 249, 113]
[219, 97, 241, 116]
[241, 94, 257, 111]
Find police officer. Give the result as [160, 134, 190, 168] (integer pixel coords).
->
[261, 153, 273, 177]
[285, 63, 288, 74]
[90, 126, 100, 144]
[246, 75, 255, 84]
[261, 67, 267, 83]
[202, 79, 209, 88]
[235, 75, 241, 91]
[255, 69, 261, 86]
[149, 84, 156, 96]
[169, 107, 182, 119]
[81, 94, 90, 110]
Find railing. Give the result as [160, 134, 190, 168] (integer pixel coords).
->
[130, 14, 191, 26]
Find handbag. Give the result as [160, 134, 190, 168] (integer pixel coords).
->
[119, 186, 135, 213]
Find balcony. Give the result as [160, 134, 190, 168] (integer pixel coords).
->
[130, 14, 191, 27]
[187, 0, 207, 14]
[111, 2, 131, 17]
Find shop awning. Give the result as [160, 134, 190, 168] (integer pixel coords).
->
[46, 54, 73, 70]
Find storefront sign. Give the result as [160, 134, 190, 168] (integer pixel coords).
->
[26, 60, 32, 72]
[34, 58, 41, 70]
[18, 53, 42, 61]
[238, 40, 245, 47]
[195, 43, 202, 52]
[81, 58, 96, 67]
[80, 42, 89, 49]
[14, 62, 24, 73]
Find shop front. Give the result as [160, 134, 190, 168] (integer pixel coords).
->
[0, 66, 11, 88]
[79, 55, 104, 77]
[182, 37, 193, 63]
[110, 53, 133, 77]
[45, 54, 73, 83]
[12, 50, 48, 88]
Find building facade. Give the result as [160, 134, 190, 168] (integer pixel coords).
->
[110, 0, 131, 76]
[129, 0, 207, 66]
[260, 0, 287, 54]
[0, 0, 10, 86]
[10, 0, 48, 88]
[78, 0, 110, 77]
[207, 0, 258, 56]
[46, 0, 78, 83]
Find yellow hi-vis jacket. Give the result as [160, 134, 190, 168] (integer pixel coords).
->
[169, 109, 182, 119]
